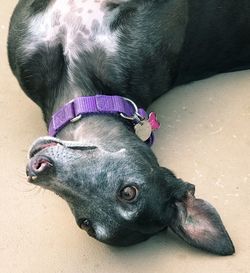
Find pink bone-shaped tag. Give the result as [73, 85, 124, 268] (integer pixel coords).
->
[148, 112, 160, 131]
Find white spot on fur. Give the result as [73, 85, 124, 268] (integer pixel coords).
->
[117, 207, 137, 221]
[95, 225, 109, 240]
[116, 148, 126, 154]
[24, 0, 119, 59]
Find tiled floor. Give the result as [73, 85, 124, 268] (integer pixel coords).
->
[1, 1, 250, 273]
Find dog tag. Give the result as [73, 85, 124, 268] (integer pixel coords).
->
[134, 120, 152, 141]
[148, 112, 160, 130]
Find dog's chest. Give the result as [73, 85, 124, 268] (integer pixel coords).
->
[26, 0, 119, 58]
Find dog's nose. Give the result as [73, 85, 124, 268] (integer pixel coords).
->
[26, 156, 53, 182]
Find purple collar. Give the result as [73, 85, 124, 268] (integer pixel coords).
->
[48, 95, 160, 145]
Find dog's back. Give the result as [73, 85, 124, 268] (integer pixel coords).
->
[176, 0, 250, 84]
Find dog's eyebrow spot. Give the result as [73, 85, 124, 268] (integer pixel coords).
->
[117, 207, 137, 221]
[112, 148, 126, 156]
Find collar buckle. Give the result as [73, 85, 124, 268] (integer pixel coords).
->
[120, 98, 144, 123]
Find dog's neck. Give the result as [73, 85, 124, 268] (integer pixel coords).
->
[56, 114, 137, 149]
[43, 84, 154, 149]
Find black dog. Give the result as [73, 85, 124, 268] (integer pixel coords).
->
[9, 0, 248, 255]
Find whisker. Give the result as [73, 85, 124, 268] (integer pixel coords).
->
[14, 167, 45, 195]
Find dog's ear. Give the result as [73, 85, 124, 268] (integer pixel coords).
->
[161, 168, 235, 255]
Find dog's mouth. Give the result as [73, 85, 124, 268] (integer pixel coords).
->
[28, 136, 98, 159]
[29, 142, 59, 158]
[28, 137, 64, 159]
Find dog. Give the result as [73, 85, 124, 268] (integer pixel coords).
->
[9, 0, 249, 255]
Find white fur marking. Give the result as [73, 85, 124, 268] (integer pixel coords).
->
[24, 0, 119, 59]
[95, 225, 109, 239]
[117, 207, 137, 221]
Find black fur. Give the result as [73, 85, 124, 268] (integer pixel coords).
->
[8, 0, 241, 255]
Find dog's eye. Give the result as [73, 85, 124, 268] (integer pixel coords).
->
[119, 186, 138, 202]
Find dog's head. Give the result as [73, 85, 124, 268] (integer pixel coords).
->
[26, 136, 234, 255]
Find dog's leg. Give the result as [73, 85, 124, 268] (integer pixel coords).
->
[8, 1, 66, 115]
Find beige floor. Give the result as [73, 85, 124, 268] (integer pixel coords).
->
[1, 1, 250, 273]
